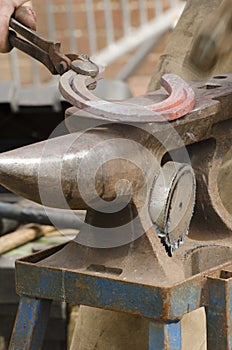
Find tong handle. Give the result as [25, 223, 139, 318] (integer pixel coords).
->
[9, 18, 54, 52]
[9, 18, 63, 74]
[8, 17, 99, 77]
[8, 30, 57, 74]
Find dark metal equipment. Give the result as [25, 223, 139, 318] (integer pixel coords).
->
[0, 201, 84, 230]
[1, 71, 232, 349]
[2, 18, 232, 350]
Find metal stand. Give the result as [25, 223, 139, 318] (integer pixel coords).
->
[8, 235, 232, 350]
[9, 297, 52, 349]
[149, 321, 182, 350]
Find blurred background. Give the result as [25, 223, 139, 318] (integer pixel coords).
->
[0, 0, 184, 96]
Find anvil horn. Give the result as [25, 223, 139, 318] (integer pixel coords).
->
[0, 125, 156, 210]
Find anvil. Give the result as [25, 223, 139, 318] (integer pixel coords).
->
[0, 72, 231, 264]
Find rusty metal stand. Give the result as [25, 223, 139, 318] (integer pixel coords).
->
[206, 273, 232, 349]
[8, 233, 232, 350]
[149, 321, 182, 349]
[10, 297, 52, 349]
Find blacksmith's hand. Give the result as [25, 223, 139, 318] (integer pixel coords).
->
[0, 0, 36, 52]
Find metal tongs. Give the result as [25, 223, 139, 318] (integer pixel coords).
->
[7, 19, 196, 124]
[8, 18, 99, 77]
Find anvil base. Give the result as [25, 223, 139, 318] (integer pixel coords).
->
[8, 236, 232, 350]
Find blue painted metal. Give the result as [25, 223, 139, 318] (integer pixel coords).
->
[149, 320, 182, 350]
[14, 244, 207, 322]
[16, 260, 164, 319]
[162, 280, 202, 321]
[206, 271, 232, 350]
[10, 243, 232, 349]
[9, 296, 52, 350]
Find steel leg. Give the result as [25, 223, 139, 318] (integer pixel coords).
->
[206, 274, 232, 350]
[148, 319, 182, 350]
[9, 296, 52, 350]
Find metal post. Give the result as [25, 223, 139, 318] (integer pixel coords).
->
[116, 36, 157, 81]
[149, 320, 182, 350]
[138, 0, 147, 25]
[103, 0, 114, 46]
[45, 0, 56, 41]
[86, 0, 97, 55]
[154, 0, 163, 16]
[121, 0, 130, 36]
[65, 0, 78, 52]
[9, 296, 52, 350]
[206, 272, 232, 350]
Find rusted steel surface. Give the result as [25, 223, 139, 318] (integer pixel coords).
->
[59, 70, 195, 122]
[0, 73, 232, 255]
[9, 296, 52, 350]
[0, 73, 231, 208]
[0, 125, 155, 209]
[4, 70, 232, 348]
[12, 243, 232, 318]
[206, 273, 232, 350]
[189, 0, 232, 73]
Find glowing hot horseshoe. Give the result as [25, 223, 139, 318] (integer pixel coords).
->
[59, 69, 195, 123]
